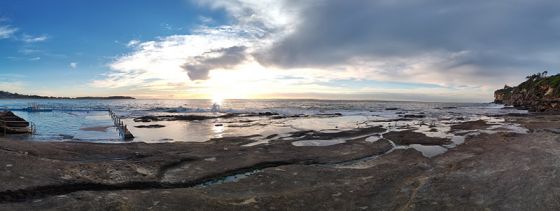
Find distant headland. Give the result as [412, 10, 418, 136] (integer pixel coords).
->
[494, 71, 560, 111]
[0, 91, 135, 100]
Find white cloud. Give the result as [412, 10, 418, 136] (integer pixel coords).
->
[94, 0, 293, 92]
[93, 25, 253, 89]
[0, 26, 18, 39]
[126, 39, 140, 47]
[198, 16, 214, 24]
[22, 34, 48, 43]
[70, 62, 78, 68]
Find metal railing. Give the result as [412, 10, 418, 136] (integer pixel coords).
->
[109, 109, 134, 140]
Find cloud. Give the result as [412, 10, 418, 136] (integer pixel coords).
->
[198, 16, 214, 24]
[252, 0, 560, 84]
[181, 46, 248, 80]
[18, 48, 42, 55]
[21, 34, 48, 43]
[69, 62, 78, 68]
[0, 25, 18, 39]
[193, 0, 560, 89]
[93, 26, 252, 89]
[97, 0, 560, 101]
[126, 39, 140, 47]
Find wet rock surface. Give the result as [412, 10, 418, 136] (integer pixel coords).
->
[287, 126, 386, 140]
[383, 130, 452, 145]
[0, 114, 560, 210]
[451, 119, 495, 131]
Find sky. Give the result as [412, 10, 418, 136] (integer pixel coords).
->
[1, 0, 559, 102]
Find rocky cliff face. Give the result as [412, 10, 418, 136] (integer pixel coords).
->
[494, 72, 560, 111]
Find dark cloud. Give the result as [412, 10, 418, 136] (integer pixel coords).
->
[181, 46, 247, 80]
[255, 0, 560, 77]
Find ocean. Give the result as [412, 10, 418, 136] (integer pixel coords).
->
[0, 99, 528, 156]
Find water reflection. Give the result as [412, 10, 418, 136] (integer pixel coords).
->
[14, 111, 120, 141]
[212, 123, 225, 139]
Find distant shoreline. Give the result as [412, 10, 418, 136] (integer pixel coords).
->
[0, 96, 136, 100]
[0, 91, 135, 100]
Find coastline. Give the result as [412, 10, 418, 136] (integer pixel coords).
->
[0, 113, 558, 209]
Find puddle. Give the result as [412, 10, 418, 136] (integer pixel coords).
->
[365, 134, 383, 143]
[243, 139, 270, 147]
[196, 170, 262, 187]
[409, 144, 448, 158]
[291, 139, 346, 147]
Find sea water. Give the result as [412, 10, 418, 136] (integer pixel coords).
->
[0, 99, 528, 151]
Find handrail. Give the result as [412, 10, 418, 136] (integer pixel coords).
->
[108, 109, 134, 140]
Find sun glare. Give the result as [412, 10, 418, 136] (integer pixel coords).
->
[212, 94, 224, 105]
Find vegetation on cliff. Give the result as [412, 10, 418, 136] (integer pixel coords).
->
[494, 71, 560, 111]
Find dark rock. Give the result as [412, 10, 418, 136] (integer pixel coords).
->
[133, 116, 158, 122]
[258, 112, 278, 116]
[316, 113, 343, 117]
[403, 114, 426, 118]
[383, 130, 451, 145]
[265, 134, 278, 139]
[451, 120, 494, 131]
[289, 126, 386, 140]
[134, 124, 165, 128]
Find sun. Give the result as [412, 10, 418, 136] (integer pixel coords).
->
[212, 94, 224, 106]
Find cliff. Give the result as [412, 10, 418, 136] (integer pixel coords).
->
[494, 71, 560, 111]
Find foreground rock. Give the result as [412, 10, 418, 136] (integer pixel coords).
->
[1, 114, 560, 210]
